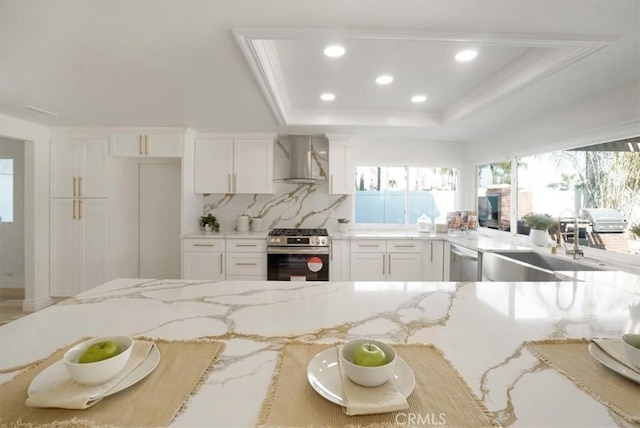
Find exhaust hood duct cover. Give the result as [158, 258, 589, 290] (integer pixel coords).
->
[282, 135, 327, 184]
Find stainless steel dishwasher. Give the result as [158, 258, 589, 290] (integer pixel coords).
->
[449, 244, 482, 281]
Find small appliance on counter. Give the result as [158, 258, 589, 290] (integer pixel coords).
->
[417, 214, 431, 233]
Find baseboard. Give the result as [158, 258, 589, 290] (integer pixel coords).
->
[22, 297, 56, 312]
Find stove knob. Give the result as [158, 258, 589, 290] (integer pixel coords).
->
[320, 238, 326, 245]
[276, 238, 281, 244]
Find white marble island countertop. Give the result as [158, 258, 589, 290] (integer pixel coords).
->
[2, 278, 638, 427]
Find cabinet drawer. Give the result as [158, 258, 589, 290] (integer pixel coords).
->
[225, 253, 267, 276]
[387, 240, 421, 253]
[350, 240, 386, 252]
[226, 239, 267, 252]
[183, 239, 225, 252]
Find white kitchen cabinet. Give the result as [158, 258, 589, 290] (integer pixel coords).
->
[330, 239, 350, 281]
[225, 238, 267, 280]
[194, 138, 273, 194]
[327, 135, 352, 195]
[422, 240, 445, 281]
[109, 133, 182, 158]
[50, 198, 109, 296]
[50, 138, 109, 198]
[182, 239, 225, 280]
[349, 239, 422, 281]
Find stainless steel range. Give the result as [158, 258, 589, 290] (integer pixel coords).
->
[267, 228, 329, 281]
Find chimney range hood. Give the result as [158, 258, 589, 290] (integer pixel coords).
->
[278, 135, 327, 184]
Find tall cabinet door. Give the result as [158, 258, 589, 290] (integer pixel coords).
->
[194, 139, 234, 193]
[50, 199, 82, 296]
[328, 137, 352, 195]
[80, 199, 109, 290]
[50, 141, 77, 198]
[234, 139, 273, 194]
[79, 141, 109, 198]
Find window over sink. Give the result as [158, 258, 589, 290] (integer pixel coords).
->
[0, 158, 13, 223]
[354, 166, 457, 226]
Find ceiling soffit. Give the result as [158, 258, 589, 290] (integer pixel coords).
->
[234, 29, 615, 129]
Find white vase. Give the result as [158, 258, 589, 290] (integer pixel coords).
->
[530, 228, 549, 246]
[338, 223, 349, 233]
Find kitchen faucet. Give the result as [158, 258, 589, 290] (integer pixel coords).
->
[557, 209, 584, 259]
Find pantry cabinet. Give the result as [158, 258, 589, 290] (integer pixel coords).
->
[327, 135, 352, 195]
[182, 238, 225, 280]
[50, 198, 109, 296]
[109, 133, 182, 158]
[50, 138, 109, 198]
[194, 137, 273, 194]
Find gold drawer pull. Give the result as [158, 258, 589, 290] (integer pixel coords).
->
[358, 244, 380, 248]
[236, 262, 257, 266]
[393, 245, 415, 248]
[236, 244, 257, 247]
[193, 244, 215, 247]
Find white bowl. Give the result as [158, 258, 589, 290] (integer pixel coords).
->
[621, 333, 640, 369]
[340, 339, 396, 387]
[63, 336, 133, 385]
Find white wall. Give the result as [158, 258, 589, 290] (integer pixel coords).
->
[0, 138, 25, 288]
[0, 115, 52, 311]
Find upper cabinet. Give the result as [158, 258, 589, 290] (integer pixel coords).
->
[110, 133, 182, 159]
[327, 135, 352, 194]
[50, 138, 109, 198]
[194, 137, 274, 194]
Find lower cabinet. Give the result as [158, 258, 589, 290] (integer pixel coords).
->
[225, 239, 267, 280]
[330, 239, 350, 281]
[182, 239, 225, 280]
[50, 198, 109, 296]
[182, 237, 267, 280]
[422, 240, 445, 281]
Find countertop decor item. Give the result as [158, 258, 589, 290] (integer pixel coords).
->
[200, 214, 220, 233]
[337, 218, 350, 233]
[237, 214, 250, 232]
[251, 216, 263, 232]
[523, 212, 556, 246]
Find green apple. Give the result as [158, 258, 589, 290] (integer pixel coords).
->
[79, 341, 121, 364]
[353, 343, 387, 367]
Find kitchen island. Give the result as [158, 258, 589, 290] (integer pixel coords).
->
[1, 278, 639, 427]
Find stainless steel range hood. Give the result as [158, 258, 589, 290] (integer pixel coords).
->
[279, 135, 327, 184]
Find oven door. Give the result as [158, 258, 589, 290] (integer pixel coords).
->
[267, 247, 329, 281]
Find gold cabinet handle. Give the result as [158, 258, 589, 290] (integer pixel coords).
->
[193, 244, 215, 247]
[72, 177, 77, 197]
[139, 134, 143, 155]
[220, 254, 224, 275]
[394, 244, 415, 248]
[234, 174, 237, 193]
[382, 254, 385, 275]
[78, 177, 82, 197]
[236, 262, 257, 266]
[145, 135, 149, 155]
[228, 174, 232, 193]
[73, 199, 77, 220]
[430, 242, 433, 262]
[236, 244, 257, 247]
[358, 244, 380, 248]
[78, 199, 82, 220]
[330, 174, 333, 193]
[388, 254, 391, 276]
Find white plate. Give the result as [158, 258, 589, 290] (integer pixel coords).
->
[28, 343, 161, 398]
[306, 347, 415, 406]
[588, 342, 640, 384]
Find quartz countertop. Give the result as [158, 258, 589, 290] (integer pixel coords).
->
[2, 278, 638, 427]
[181, 231, 268, 239]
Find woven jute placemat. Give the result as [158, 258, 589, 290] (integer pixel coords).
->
[257, 342, 497, 428]
[0, 336, 225, 427]
[526, 338, 640, 425]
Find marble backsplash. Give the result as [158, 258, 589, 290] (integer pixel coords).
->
[202, 183, 351, 232]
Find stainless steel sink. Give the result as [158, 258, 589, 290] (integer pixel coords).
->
[482, 251, 606, 282]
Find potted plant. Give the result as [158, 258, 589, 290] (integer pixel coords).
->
[522, 213, 556, 246]
[200, 213, 220, 233]
[337, 218, 350, 233]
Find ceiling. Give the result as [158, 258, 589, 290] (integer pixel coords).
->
[1, 1, 638, 143]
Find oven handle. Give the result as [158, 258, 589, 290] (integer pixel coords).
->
[267, 247, 329, 255]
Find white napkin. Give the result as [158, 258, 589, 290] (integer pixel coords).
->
[336, 346, 409, 416]
[592, 338, 640, 374]
[26, 340, 155, 409]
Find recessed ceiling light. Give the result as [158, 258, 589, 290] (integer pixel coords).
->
[320, 93, 335, 101]
[324, 45, 345, 58]
[411, 95, 427, 103]
[376, 75, 393, 85]
[18, 105, 58, 116]
[455, 50, 478, 62]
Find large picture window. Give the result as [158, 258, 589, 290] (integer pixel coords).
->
[354, 166, 457, 226]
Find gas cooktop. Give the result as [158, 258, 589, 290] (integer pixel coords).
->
[268, 228, 328, 237]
